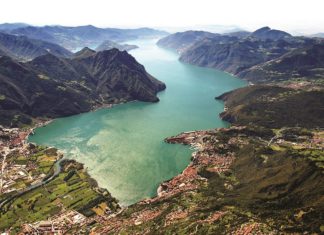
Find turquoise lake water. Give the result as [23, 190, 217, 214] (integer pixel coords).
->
[29, 39, 246, 205]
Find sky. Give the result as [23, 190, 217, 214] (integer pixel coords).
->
[0, 0, 324, 34]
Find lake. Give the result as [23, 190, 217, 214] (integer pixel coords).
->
[29, 39, 246, 205]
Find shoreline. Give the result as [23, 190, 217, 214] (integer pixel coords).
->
[23, 108, 227, 213]
[24, 91, 238, 212]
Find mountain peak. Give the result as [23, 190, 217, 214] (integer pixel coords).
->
[251, 26, 291, 40]
[73, 47, 96, 59]
[93, 48, 124, 58]
[90, 48, 132, 66]
[254, 26, 271, 32]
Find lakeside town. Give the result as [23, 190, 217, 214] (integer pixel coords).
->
[0, 124, 120, 233]
[0, 122, 56, 194]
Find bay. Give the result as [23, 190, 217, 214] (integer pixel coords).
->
[29, 39, 246, 205]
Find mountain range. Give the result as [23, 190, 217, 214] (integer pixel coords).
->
[158, 27, 324, 83]
[310, 32, 324, 38]
[0, 24, 168, 51]
[0, 23, 29, 31]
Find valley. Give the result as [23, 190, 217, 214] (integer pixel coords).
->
[0, 22, 323, 234]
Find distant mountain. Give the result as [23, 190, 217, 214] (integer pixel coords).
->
[96, 40, 138, 52]
[238, 43, 324, 83]
[224, 30, 250, 38]
[250, 26, 292, 40]
[8, 25, 168, 51]
[0, 23, 29, 31]
[160, 25, 244, 34]
[156, 30, 251, 53]
[0, 49, 165, 127]
[311, 33, 324, 38]
[0, 32, 72, 61]
[125, 27, 168, 37]
[156, 30, 219, 53]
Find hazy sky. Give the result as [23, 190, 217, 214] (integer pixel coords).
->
[1, 0, 324, 34]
